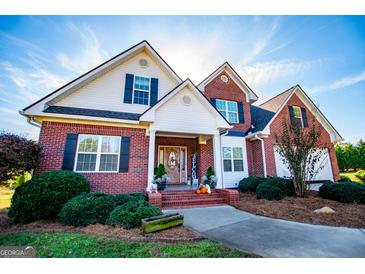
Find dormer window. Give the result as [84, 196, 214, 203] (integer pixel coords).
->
[292, 106, 303, 127]
[133, 75, 150, 105]
[216, 99, 239, 123]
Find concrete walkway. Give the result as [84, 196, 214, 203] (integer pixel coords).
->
[165, 205, 365, 258]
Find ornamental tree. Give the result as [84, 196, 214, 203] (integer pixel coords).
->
[0, 132, 42, 186]
[275, 119, 327, 197]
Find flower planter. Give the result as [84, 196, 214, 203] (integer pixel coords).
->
[142, 213, 184, 234]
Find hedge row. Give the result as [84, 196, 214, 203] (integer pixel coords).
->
[238, 176, 295, 200]
[8, 170, 161, 229]
[319, 181, 365, 204]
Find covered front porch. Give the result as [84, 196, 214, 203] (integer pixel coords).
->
[147, 130, 224, 190]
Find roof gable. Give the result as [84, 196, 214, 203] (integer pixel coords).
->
[198, 62, 258, 102]
[22, 40, 182, 115]
[254, 85, 342, 142]
[140, 79, 231, 132]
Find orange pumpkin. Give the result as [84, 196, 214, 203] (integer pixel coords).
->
[196, 189, 201, 194]
[201, 188, 207, 194]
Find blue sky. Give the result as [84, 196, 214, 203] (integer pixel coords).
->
[0, 16, 364, 143]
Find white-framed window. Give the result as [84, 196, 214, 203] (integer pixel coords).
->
[75, 134, 120, 172]
[292, 106, 303, 127]
[222, 146, 244, 172]
[133, 75, 150, 105]
[215, 99, 239, 123]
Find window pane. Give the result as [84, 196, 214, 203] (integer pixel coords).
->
[228, 112, 238, 123]
[223, 160, 232, 172]
[99, 154, 119, 171]
[227, 101, 237, 112]
[78, 135, 98, 152]
[219, 110, 227, 118]
[293, 107, 301, 118]
[101, 136, 120, 153]
[134, 76, 150, 91]
[233, 160, 244, 172]
[233, 147, 243, 159]
[76, 154, 96, 171]
[223, 147, 232, 159]
[133, 90, 149, 105]
[216, 100, 226, 111]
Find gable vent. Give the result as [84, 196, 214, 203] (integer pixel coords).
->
[138, 58, 148, 68]
[182, 95, 192, 106]
[220, 74, 229, 83]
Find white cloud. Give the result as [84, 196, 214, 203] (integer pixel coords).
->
[309, 70, 365, 94]
[1, 61, 67, 103]
[238, 59, 318, 92]
[240, 17, 281, 65]
[56, 23, 108, 74]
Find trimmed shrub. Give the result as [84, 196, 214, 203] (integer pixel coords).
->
[256, 182, 284, 201]
[238, 176, 266, 193]
[106, 200, 162, 229]
[338, 175, 351, 182]
[8, 170, 90, 223]
[113, 192, 146, 206]
[59, 192, 117, 226]
[355, 170, 365, 182]
[319, 181, 365, 204]
[267, 177, 295, 197]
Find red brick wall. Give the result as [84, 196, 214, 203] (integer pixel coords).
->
[37, 121, 149, 194]
[203, 71, 252, 132]
[246, 139, 264, 177]
[197, 139, 214, 180]
[264, 93, 340, 181]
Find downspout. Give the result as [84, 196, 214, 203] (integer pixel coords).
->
[255, 134, 267, 178]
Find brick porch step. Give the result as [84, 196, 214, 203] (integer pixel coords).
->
[160, 189, 227, 209]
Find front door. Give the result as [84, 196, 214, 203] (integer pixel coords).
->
[159, 146, 187, 184]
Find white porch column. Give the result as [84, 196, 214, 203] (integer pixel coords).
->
[147, 129, 156, 190]
[213, 133, 224, 189]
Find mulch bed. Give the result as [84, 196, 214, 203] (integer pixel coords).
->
[234, 191, 365, 228]
[0, 213, 202, 243]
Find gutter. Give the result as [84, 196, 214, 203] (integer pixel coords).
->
[19, 110, 41, 128]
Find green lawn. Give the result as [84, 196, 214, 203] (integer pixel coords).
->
[340, 171, 363, 183]
[0, 187, 14, 211]
[0, 232, 253, 258]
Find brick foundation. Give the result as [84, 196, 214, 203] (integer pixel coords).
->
[148, 192, 162, 209]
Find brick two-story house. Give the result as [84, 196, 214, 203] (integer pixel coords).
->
[20, 40, 342, 207]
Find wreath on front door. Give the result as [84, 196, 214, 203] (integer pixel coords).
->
[168, 152, 176, 168]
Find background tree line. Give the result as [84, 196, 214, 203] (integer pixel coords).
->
[336, 139, 365, 172]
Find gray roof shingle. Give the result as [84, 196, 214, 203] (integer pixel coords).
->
[250, 105, 276, 133]
[44, 106, 141, 120]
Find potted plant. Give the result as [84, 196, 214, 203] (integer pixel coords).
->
[152, 164, 168, 191]
[202, 166, 218, 189]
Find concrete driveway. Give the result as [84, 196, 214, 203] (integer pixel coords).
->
[165, 205, 365, 258]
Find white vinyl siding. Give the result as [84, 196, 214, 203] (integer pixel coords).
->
[216, 99, 238, 123]
[55, 51, 177, 114]
[75, 134, 120, 172]
[221, 136, 249, 188]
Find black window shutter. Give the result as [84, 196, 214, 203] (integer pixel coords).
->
[210, 98, 216, 107]
[119, 137, 131, 173]
[288, 106, 295, 125]
[123, 74, 134, 104]
[301, 107, 309, 128]
[150, 78, 158, 106]
[237, 102, 245, 124]
[62, 133, 78, 171]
